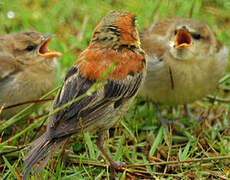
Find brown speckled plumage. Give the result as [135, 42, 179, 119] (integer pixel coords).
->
[23, 10, 146, 179]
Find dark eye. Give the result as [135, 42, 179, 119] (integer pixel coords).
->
[25, 45, 36, 51]
[132, 15, 136, 25]
[174, 30, 178, 35]
[191, 33, 201, 40]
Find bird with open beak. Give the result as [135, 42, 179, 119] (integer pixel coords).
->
[0, 30, 62, 119]
[22, 10, 146, 179]
[139, 18, 228, 130]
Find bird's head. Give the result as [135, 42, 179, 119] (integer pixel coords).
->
[0, 30, 62, 66]
[168, 19, 216, 61]
[91, 10, 140, 49]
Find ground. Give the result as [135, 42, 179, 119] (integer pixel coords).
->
[0, 0, 230, 179]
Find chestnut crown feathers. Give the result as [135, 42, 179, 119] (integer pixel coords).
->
[91, 11, 139, 48]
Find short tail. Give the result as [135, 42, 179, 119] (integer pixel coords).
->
[22, 133, 65, 180]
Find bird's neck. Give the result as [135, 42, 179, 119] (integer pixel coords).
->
[75, 45, 145, 80]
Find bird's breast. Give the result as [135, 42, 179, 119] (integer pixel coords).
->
[138, 54, 225, 105]
[76, 47, 145, 80]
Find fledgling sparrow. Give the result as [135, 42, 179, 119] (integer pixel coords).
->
[138, 18, 228, 128]
[22, 10, 146, 179]
[0, 30, 62, 119]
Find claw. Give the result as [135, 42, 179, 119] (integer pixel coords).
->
[111, 161, 126, 169]
[184, 104, 201, 121]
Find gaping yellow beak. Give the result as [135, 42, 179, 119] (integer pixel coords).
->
[38, 34, 62, 58]
[174, 29, 193, 50]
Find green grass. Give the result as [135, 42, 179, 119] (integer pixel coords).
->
[1, 0, 230, 179]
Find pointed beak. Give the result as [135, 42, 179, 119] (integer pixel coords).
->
[38, 34, 62, 58]
[174, 29, 193, 50]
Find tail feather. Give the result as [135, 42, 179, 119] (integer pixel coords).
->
[22, 133, 54, 180]
[22, 132, 68, 180]
[24, 133, 49, 163]
[34, 138, 67, 174]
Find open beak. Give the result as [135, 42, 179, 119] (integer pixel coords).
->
[174, 29, 193, 50]
[38, 34, 62, 58]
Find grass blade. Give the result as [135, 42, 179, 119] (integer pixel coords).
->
[149, 126, 163, 157]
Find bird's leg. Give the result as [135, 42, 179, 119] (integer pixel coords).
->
[153, 104, 185, 131]
[153, 104, 169, 132]
[184, 104, 200, 121]
[96, 130, 126, 168]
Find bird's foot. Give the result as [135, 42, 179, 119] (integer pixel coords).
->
[160, 117, 185, 132]
[96, 131, 126, 170]
[184, 104, 201, 121]
[110, 160, 126, 169]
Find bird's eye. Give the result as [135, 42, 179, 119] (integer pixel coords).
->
[25, 45, 36, 51]
[132, 15, 137, 25]
[174, 30, 178, 35]
[191, 33, 201, 40]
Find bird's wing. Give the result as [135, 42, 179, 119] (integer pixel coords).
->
[0, 53, 22, 81]
[47, 65, 143, 138]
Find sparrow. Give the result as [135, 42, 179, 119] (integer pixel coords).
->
[22, 10, 146, 179]
[138, 18, 228, 129]
[0, 30, 62, 119]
